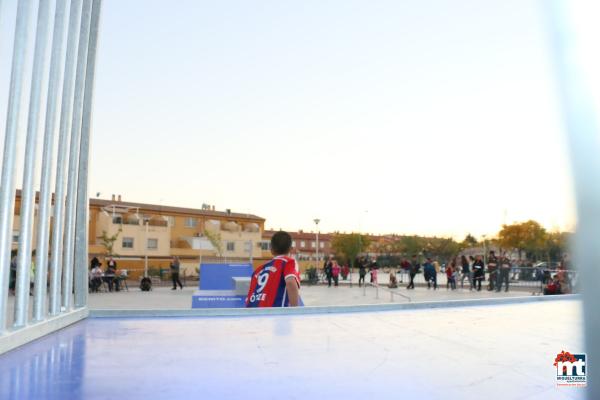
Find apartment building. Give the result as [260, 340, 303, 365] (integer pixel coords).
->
[261, 229, 334, 263]
[88, 196, 265, 275]
[11, 192, 266, 277]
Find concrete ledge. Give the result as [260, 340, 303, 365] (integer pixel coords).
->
[0, 308, 89, 355]
[89, 294, 581, 318]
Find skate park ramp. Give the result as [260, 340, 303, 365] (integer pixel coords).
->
[0, 298, 583, 400]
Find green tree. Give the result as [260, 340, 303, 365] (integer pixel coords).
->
[204, 229, 223, 256]
[545, 231, 571, 262]
[461, 233, 478, 249]
[99, 229, 122, 256]
[429, 237, 461, 260]
[397, 235, 426, 257]
[498, 220, 547, 260]
[331, 233, 371, 267]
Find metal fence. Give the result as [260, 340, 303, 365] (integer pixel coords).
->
[0, 0, 101, 354]
[394, 268, 579, 294]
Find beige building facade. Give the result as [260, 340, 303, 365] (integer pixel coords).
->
[11, 192, 266, 279]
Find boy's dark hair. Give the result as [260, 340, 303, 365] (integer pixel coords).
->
[271, 231, 292, 255]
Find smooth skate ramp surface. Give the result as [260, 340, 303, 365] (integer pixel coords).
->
[0, 300, 583, 400]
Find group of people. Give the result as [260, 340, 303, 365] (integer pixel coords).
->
[90, 255, 184, 292]
[323, 257, 350, 287]
[357, 257, 379, 286]
[395, 251, 515, 292]
[543, 267, 572, 295]
[89, 256, 122, 292]
[306, 251, 572, 297]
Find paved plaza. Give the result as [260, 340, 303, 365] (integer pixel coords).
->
[86, 282, 533, 310]
[3, 277, 537, 326]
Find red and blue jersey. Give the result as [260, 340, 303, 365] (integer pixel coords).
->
[246, 256, 300, 307]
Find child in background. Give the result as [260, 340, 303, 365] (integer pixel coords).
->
[446, 260, 457, 290]
[370, 267, 378, 285]
[331, 260, 340, 287]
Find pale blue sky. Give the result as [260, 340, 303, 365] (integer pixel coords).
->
[0, 0, 575, 238]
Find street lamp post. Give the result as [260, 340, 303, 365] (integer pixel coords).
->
[144, 218, 149, 278]
[314, 218, 320, 270]
[482, 234, 488, 266]
[356, 210, 368, 289]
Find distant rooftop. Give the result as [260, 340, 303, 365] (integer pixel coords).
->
[90, 197, 264, 221]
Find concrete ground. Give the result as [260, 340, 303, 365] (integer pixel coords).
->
[84, 281, 532, 310]
[2, 276, 541, 326]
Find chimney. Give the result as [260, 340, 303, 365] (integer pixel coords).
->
[226, 208, 231, 215]
[117, 194, 122, 202]
[111, 194, 115, 201]
[212, 205, 215, 211]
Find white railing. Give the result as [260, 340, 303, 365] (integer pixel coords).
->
[363, 282, 412, 303]
[0, 0, 102, 354]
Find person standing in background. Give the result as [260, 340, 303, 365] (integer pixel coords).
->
[324, 256, 333, 287]
[407, 255, 419, 290]
[170, 256, 183, 290]
[358, 258, 367, 287]
[9, 250, 17, 295]
[423, 257, 437, 289]
[472, 255, 485, 291]
[487, 250, 498, 291]
[106, 256, 117, 273]
[496, 253, 511, 292]
[460, 255, 471, 290]
[433, 259, 441, 275]
[370, 266, 378, 285]
[332, 260, 340, 287]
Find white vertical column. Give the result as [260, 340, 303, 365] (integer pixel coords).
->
[74, 0, 102, 308]
[33, 0, 70, 322]
[13, 0, 54, 328]
[49, 0, 83, 316]
[61, 0, 92, 310]
[0, 0, 35, 333]
[548, 2, 600, 399]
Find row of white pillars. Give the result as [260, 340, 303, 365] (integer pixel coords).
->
[0, 0, 101, 334]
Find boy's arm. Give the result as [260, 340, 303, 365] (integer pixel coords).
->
[285, 277, 300, 306]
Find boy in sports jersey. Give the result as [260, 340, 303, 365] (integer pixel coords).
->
[246, 231, 301, 307]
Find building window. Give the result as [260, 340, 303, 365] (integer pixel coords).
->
[292, 241, 296, 247]
[184, 217, 197, 228]
[166, 216, 175, 227]
[320, 242, 324, 249]
[260, 242, 270, 251]
[12, 230, 19, 243]
[311, 241, 316, 248]
[226, 242, 235, 252]
[122, 237, 134, 249]
[147, 238, 158, 250]
[300, 241, 305, 248]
